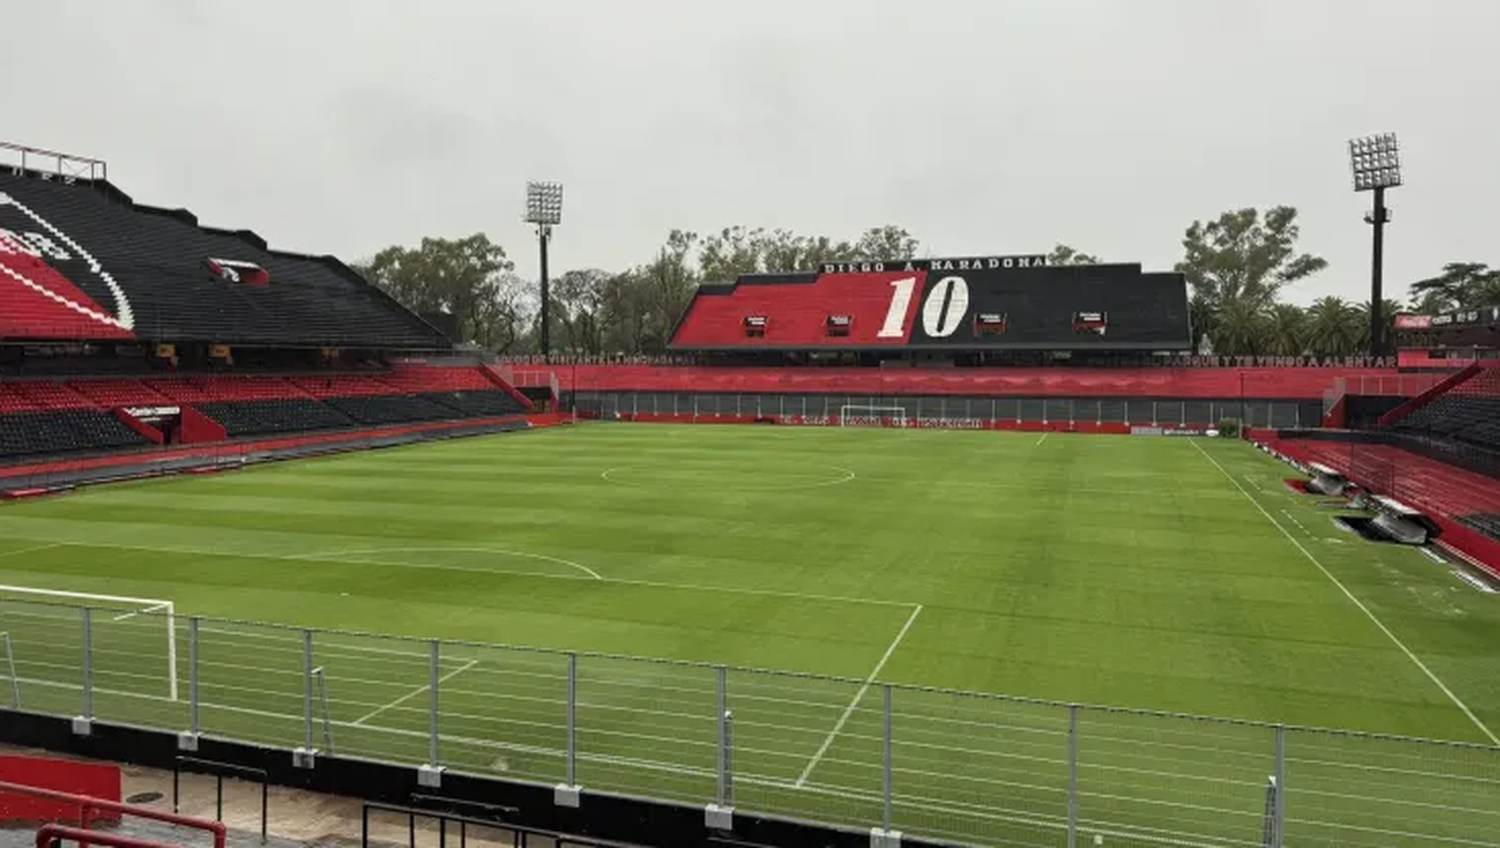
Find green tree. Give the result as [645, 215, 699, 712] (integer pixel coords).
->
[360, 233, 518, 347]
[698, 226, 770, 281]
[850, 225, 920, 261]
[1215, 297, 1270, 356]
[1047, 244, 1100, 266]
[550, 268, 612, 354]
[1264, 303, 1309, 357]
[1408, 263, 1500, 313]
[1306, 296, 1363, 357]
[1176, 206, 1327, 315]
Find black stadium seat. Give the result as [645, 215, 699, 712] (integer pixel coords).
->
[0, 172, 447, 347]
[195, 399, 357, 437]
[0, 409, 150, 459]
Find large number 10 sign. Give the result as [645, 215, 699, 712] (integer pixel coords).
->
[878, 276, 970, 339]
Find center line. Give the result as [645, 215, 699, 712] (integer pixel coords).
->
[1190, 439, 1499, 745]
[795, 604, 923, 787]
[352, 659, 479, 726]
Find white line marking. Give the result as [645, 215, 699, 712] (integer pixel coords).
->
[289, 545, 603, 581]
[352, 659, 479, 726]
[600, 464, 857, 492]
[0, 543, 64, 560]
[114, 602, 172, 622]
[24, 539, 910, 608]
[1190, 439, 1500, 745]
[795, 603, 923, 787]
[1035, 433, 1049, 446]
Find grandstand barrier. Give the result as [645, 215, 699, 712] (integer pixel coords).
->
[0, 778, 225, 848]
[0, 758, 120, 823]
[559, 364, 1403, 399]
[109, 409, 164, 446]
[2, 602, 1496, 848]
[176, 407, 226, 445]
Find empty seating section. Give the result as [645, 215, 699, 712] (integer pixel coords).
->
[420, 391, 528, 418]
[0, 367, 527, 460]
[195, 399, 355, 437]
[1386, 365, 1500, 451]
[0, 172, 447, 347]
[0, 409, 149, 459]
[325, 394, 458, 426]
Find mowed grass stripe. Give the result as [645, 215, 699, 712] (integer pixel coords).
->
[3, 424, 1498, 846]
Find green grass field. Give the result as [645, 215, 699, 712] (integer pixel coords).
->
[1, 424, 1498, 846]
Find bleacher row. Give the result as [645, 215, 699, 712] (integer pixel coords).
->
[0, 368, 531, 460]
[1385, 365, 1500, 451]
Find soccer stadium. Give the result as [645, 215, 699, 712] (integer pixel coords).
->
[2, 138, 1499, 848]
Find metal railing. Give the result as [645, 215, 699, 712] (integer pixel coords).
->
[1, 599, 1497, 848]
[0, 779, 227, 848]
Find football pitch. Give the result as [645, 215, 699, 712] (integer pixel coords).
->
[1, 423, 1498, 846]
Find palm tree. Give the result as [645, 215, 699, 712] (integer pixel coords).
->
[1306, 296, 1361, 356]
[1214, 297, 1270, 356]
[1354, 298, 1404, 350]
[1264, 303, 1308, 357]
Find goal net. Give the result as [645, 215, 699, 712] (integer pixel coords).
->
[0, 585, 178, 701]
[839, 405, 910, 428]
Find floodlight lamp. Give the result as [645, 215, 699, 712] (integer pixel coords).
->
[1348, 132, 1402, 191]
[525, 180, 564, 225]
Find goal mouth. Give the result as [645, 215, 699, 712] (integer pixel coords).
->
[837, 405, 911, 428]
[0, 584, 179, 701]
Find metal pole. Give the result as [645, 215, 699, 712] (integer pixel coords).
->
[428, 640, 440, 767]
[1369, 186, 1388, 358]
[1067, 705, 1079, 848]
[1274, 726, 1286, 848]
[302, 630, 314, 752]
[715, 666, 727, 806]
[81, 608, 93, 719]
[189, 617, 200, 736]
[566, 653, 577, 786]
[3, 633, 19, 708]
[539, 226, 552, 356]
[882, 684, 893, 832]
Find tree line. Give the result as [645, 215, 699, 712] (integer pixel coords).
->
[351, 209, 1500, 358]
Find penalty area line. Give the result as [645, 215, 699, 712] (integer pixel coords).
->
[352, 658, 480, 726]
[1189, 438, 1500, 746]
[795, 603, 923, 787]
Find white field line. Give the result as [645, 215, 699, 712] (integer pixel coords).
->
[0, 542, 64, 560]
[352, 659, 479, 726]
[1035, 432, 1049, 446]
[286, 545, 603, 581]
[1190, 439, 1500, 746]
[18, 538, 912, 608]
[795, 603, 923, 787]
[114, 601, 172, 622]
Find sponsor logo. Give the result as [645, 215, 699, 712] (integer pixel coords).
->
[915, 417, 986, 430]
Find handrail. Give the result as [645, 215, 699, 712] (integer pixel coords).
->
[0, 780, 226, 848]
[363, 800, 638, 848]
[173, 756, 269, 843]
[35, 825, 176, 848]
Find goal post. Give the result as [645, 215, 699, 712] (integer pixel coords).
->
[0, 584, 178, 701]
[838, 404, 910, 428]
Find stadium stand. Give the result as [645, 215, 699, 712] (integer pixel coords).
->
[0, 171, 446, 347]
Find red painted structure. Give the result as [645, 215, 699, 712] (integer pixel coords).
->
[0, 759, 120, 824]
[558, 365, 1400, 400]
[34, 824, 178, 848]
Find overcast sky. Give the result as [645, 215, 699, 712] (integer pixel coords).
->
[6, 0, 1497, 305]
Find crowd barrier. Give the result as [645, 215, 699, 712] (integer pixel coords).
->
[0, 600, 1495, 848]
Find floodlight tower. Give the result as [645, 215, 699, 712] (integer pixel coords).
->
[525, 180, 564, 356]
[1348, 133, 1402, 357]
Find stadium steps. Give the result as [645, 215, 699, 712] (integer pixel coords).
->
[0, 408, 150, 459]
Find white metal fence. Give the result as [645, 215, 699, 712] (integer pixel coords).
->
[2, 599, 1497, 848]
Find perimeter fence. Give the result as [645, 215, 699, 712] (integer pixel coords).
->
[1, 598, 1497, 848]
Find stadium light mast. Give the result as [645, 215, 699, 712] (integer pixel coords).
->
[1348, 133, 1401, 358]
[525, 180, 564, 356]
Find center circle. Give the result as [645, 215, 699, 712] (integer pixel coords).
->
[601, 462, 855, 492]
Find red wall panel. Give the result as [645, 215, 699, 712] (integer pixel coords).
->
[561, 365, 1399, 400]
[0, 756, 121, 823]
